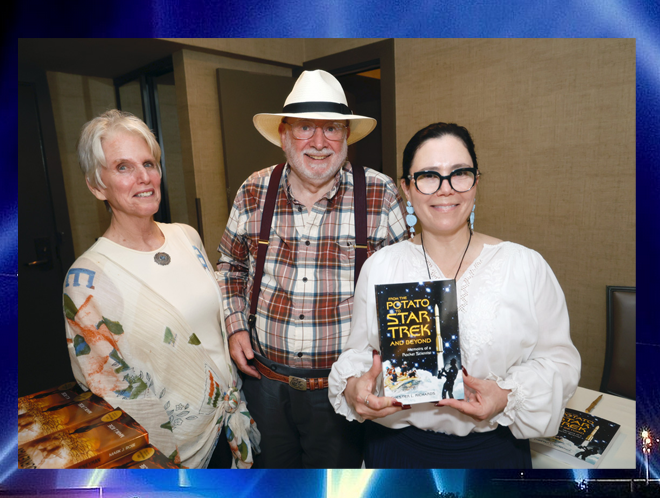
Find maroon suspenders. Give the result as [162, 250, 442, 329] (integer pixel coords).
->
[248, 163, 368, 355]
[352, 163, 368, 284]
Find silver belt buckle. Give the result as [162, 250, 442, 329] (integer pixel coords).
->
[288, 375, 307, 391]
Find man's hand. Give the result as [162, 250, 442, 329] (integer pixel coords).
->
[344, 350, 409, 420]
[228, 330, 261, 379]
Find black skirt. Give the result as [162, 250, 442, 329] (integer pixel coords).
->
[364, 421, 532, 469]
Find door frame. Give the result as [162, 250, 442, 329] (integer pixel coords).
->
[115, 56, 176, 224]
[18, 64, 76, 396]
[18, 64, 75, 272]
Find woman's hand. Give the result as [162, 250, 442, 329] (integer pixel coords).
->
[435, 367, 510, 422]
[344, 350, 410, 420]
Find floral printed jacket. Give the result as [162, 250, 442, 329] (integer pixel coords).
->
[64, 225, 260, 468]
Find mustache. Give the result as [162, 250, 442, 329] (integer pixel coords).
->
[302, 147, 333, 155]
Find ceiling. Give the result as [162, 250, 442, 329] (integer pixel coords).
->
[18, 38, 186, 79]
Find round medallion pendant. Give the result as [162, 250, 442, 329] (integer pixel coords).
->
[154, 252, 171, 266]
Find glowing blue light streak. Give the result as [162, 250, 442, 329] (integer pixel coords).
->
[86, 469, 107, 488]
[585, 0, 660, 87]
[637, 449, 660, 481]
[0, 439, 18, 484]
[572, 469, 589, 491]
[327, 469, 376, 498]
[0, 465, 18, 487]
[179, 469, 191, 487]
[431, 469, 445, 493]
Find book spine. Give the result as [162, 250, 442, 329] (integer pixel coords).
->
[72, 431, 149, 469]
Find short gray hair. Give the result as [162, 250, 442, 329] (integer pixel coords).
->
[77, 109, 162, 189]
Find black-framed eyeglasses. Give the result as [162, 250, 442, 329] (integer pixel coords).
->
[408, 168, 479, 194]
[283, 120, 348, 141]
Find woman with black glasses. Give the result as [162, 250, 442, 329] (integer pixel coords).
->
[328, 122, 580, 468]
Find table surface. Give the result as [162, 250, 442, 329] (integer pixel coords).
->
[531, 386, 636, 469]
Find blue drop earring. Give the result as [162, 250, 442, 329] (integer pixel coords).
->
[406, 201, 417, 239]
[469, 203, 475, 233]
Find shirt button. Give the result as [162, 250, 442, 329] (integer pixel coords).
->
[298, 207, 302, 212]
[302, 277, 308, 282]
[299, 314, 305, 319]
[297, 352, 303, 358]
[305, 240, 310, 246]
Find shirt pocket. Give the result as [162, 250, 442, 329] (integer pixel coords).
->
[317, 236, 355, 296]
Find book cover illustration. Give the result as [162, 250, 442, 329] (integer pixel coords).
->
[375, 279, 463, 404]
[530, 408, 621, 468]
[18, 381, 83, 416]
[18, 390, 114, 445]
[18, 408, 149, 469]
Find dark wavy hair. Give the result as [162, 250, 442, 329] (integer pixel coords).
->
[401, 122, 478, 185]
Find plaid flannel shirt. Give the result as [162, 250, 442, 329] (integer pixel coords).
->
[217, 162, 408, 369]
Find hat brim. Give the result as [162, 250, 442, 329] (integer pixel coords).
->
[253, 112, 377, 147]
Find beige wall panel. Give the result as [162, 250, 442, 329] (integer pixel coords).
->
[117, 80, 144, 120]
[46, 72, 115, 258]
[158, 83, 190, 225]
[163, 38, 305, 66]
[173, 49, 292, 262]
[303, 39, 385, 61]
[393, 39, 635, 390]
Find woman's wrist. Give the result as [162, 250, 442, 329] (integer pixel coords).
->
[344, 376, 358, 406]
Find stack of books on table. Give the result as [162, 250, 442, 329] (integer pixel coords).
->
[18, 382, 178, 469]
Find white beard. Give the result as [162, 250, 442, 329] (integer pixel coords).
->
[282, 132, 348, 184]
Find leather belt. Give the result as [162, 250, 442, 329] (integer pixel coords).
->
[254, 358, 328, 391]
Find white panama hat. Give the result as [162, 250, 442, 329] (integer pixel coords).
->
[253, 69, 377, 147]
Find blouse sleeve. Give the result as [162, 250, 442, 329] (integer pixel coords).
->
[488, 248, 581, 439]
[64, 255, 157, 408]
[328, 255, 382, 423]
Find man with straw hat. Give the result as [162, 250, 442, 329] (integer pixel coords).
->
[217, 70, 407, 468]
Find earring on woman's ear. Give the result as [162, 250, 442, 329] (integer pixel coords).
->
[469, 203, 475, 233]
[406, 201, 417, 239]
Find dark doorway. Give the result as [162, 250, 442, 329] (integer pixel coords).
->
[304, 39, 397, 181]
[18, 67, 76, 397]
[338, 71, 382, 173]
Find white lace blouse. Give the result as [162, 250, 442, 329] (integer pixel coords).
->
[328, 239, 581, 439]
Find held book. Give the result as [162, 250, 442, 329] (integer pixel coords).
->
[18, 408, 149, 469]
[375, 279, 463, 404]
[530, 408, 621, 468]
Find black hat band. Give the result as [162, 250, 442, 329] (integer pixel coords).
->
[282, 101, 353, 115]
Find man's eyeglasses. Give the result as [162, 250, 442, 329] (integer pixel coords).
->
[283, 120, 348, 141]
[408, 168, 479, 194]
